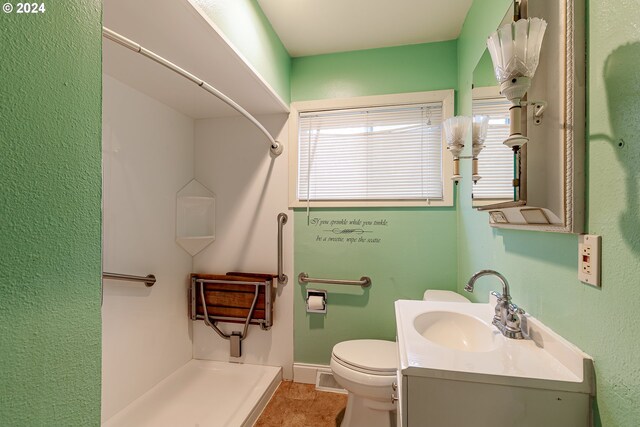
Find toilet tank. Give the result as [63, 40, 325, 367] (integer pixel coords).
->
[423, 290, 471, 303]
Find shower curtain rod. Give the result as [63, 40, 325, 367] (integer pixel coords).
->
[102, 27, 283, 156]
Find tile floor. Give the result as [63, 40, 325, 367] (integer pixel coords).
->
[255, 381, 347, 427]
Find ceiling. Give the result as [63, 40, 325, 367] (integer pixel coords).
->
[257, 0, 474, 57]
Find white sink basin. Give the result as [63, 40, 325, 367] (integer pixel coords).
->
[395, 297, 594, 427]
[395, 298, 594, 394]
[413, 311, 497, 352]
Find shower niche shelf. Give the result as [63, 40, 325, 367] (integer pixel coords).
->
[176, 180, 215, 256]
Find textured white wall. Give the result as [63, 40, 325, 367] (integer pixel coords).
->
[192, 114, 294, 379]
[101, 75, 194, 421]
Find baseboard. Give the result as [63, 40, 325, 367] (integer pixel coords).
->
[293, 363, 330, 384]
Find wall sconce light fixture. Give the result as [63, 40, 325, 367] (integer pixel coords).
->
[444, 116, 471, 184]
[487, 17, 547, 150]
[471, 115, 489, 183]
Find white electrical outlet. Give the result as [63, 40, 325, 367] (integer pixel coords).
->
[578, 234, 601, 287]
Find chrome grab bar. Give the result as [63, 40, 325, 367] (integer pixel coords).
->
[102, 272, 156, 287]
[298, 272, 371, 288]
[277, 213, 288, 284]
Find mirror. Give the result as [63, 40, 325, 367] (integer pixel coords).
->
[470, 0, 585, 233]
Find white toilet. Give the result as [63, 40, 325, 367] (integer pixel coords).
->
[330, 290, 470, 427]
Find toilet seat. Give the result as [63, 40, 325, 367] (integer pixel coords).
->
[330, 340, 398, 427]
[331, 339, 397, 375]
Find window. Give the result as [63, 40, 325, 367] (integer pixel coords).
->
[472, 93, 514, 201]
[289, 91, 454, 207]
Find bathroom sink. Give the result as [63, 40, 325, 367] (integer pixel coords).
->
[395, 298, 594, 393]
[395, 298, 595, 427]
[413, 311, 497, 352]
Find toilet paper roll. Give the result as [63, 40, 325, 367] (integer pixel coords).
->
[307, 295, 325, 311]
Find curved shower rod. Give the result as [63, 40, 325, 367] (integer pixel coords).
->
[102, 27, 284, 156]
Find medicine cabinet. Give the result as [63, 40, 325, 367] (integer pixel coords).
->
[471, 0, 585, 233]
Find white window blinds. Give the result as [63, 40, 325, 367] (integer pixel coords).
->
[297, 103, 443, 201]
[472, 98, 514, 199]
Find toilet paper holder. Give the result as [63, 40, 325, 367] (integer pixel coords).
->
[306, 289, 327, 314]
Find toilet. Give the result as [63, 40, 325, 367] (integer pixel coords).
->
[330, 290, 470, 427]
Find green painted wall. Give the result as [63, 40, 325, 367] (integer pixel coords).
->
[192, 0, 291, 103]
[291, 41, 459, 364]
[457, 1, 640, 425]
[0, 2, 103, 426]
[294, 209, 458, 364]
[291, 40, 458, 102]
[473, 49, 498, 88]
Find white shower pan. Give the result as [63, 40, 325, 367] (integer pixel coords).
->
[102, 360, 281, 427]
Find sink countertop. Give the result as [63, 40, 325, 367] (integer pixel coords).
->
[395, 299, 594, 395]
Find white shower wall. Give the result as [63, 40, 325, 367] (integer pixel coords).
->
[192, 115, 294, 379]
[102, 75, 194, 421]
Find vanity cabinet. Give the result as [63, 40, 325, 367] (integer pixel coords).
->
[395, 299, 594, 427]
[397, 373, 590, 426]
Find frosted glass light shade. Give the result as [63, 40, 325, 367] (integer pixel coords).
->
[487, 18, 547, 84]
[472, 115, 490, 149]
[444, 116, 471, 156]
[444, 116, 471, 183]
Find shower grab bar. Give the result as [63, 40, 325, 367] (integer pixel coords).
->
[102, 27, 283, 157]
[277, 213, 288, 284]
[102, 272, 156, 287]
[298, 272, 372, 288]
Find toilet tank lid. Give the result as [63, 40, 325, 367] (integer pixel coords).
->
[423, 290, 471, 303]
[332, 339, 397, 373]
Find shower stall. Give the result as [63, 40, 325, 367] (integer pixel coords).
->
[101, 0, 293, 425]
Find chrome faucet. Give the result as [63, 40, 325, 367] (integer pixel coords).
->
[464, 270, 525, 339]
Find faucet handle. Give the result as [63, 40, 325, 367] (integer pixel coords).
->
[505, 306, 526, 339]
[490, 291, 505, 325]
[509, 302, 525, 315]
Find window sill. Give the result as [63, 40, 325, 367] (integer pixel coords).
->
[290, 199, 453, 209]
[472, 198, 515, 208]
